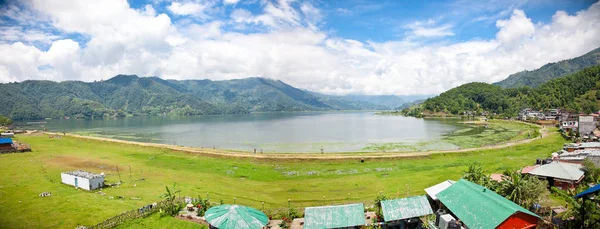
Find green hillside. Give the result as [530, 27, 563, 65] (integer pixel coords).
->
[0, 75, 386, 120]
[494, 47, 600, 88]
[414, 65, 600, 116]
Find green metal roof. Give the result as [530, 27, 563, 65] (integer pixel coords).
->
[381, 195, 433, 222]
[437, 179, 539, 229]
[204, 204, 268, 229]
[303, 203, 366, 229]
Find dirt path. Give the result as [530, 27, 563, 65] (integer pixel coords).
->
[43, 126, 551, 161]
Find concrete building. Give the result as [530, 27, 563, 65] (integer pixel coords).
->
[61, 170, 104, 190]
[579, 115, 596, 136]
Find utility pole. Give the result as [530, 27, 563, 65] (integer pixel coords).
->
[116, 165, 122, 183]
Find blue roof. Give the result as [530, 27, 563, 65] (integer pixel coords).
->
[0, 138, 13, 144]
[575, 184, 600, 198]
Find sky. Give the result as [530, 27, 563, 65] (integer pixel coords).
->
[0, 0, 599, 96]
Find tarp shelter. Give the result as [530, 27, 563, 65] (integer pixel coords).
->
[204, 204, 268, 229]
[381, 195, 433, 222]
[303, 203, 365, 229]
[437, 179, 539, 229]
[575, 184, 600, 198]
[424, 180, 455, 201]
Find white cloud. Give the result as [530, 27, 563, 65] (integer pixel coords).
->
[223, 0, 240, 5]
[495, 9, 535, 46]
[0, 0, 600, 97]
[167, 1, 211, 18]
[406, 20, 455, 38]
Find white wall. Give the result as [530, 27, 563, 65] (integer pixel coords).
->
[61, 173, 104, 190]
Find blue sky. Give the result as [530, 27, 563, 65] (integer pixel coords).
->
[0, 0, 599, 95]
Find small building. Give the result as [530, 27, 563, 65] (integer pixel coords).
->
[61, 170, 104, 190]
[527, 161, 584, 190]
[380, 195, 433, 228]
[424, 180, 455, 210]
[437, 179, 539, 229]
[578, 115, 596, 137]
[303, 203, 365, 229]
[0, 138, 14, 152]
[0, 132, 14, 138]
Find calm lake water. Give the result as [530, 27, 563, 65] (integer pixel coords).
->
[23, 112, 466, 153]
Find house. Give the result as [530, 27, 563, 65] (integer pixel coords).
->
[380, 195, 433, 227]
[527, 161, 584, 190]
[436, 179, 540, 229]
[303, 203, 366, 229]
[0, 132, 14, 138]
[563, 142, 600, 152]
[556, 149, 600, 166]
[578, 115, 596, 137]
[61, 170, 104, 190]
[424, 180, 455, 209]
[0, 138, 14, 152]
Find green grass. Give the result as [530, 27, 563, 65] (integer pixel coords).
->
[0, 130, 565, 228]
[363, 120, 540, 151]
[113, 214, 207, 229]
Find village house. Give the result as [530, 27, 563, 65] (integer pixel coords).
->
[557, 149, 600, 167]
[526, 161, 584, 190]
[436, 179, 540, 229]
[303, 203, 366, 229]
[61, 170, 105, 190]
[560, 112, 580, 133]
[0, 138, 14, 153]
[0, 132, 14, 138]
[578, 115, 597, 137]
[563, 142, 600, 152]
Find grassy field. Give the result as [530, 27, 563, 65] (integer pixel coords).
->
[0, 128, 565, 229]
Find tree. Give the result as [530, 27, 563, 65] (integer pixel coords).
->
[159, 183, 183, 217]
[497, 170, 549, 208]
[582, 159, 600, 184]
[552, 187, 600, 229]
[0, 115, 12, 126]
[373, 192, 388, 222]
[463, 163, 491, 187]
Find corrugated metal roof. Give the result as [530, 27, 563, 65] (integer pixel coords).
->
[62, 170, 104, 179]
[381, 195, 433, 222]
[205, 205, 268, 229]
[0, 138, 13, 144]
[437, 179, 539, 229]
[303, 203, 365, 229]
[528, 161, 584, 181]
[424, 180, 455, 201]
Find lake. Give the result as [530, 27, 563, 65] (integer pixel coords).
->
[21, 112, 467, 153]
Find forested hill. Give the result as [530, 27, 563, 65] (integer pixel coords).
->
[0, 75, 387, 120]
[494, 47, 600, 88]
[415, 65, 600, 116]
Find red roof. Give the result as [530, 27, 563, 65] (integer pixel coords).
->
[520, 165, 540, 174]
[490, 174, 504, 182]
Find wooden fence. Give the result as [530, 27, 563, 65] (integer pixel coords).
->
[87, 199, 181, 229]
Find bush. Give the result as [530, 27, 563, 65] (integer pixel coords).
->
[159, 184, 183, 217]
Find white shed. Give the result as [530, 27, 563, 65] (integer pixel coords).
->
[61, 170, 104, 190]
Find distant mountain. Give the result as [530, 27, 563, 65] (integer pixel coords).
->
[394, 99, 426, 110]
[338, 95, 405, 109]
[494, 47, 600, 88]
[0, 75, 389, 120]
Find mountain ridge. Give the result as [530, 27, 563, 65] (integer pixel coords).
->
[0, 75, 392, 120]
[494, 47, 600, 88]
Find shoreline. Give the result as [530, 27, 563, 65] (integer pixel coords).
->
[43, 125, 550, 161]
